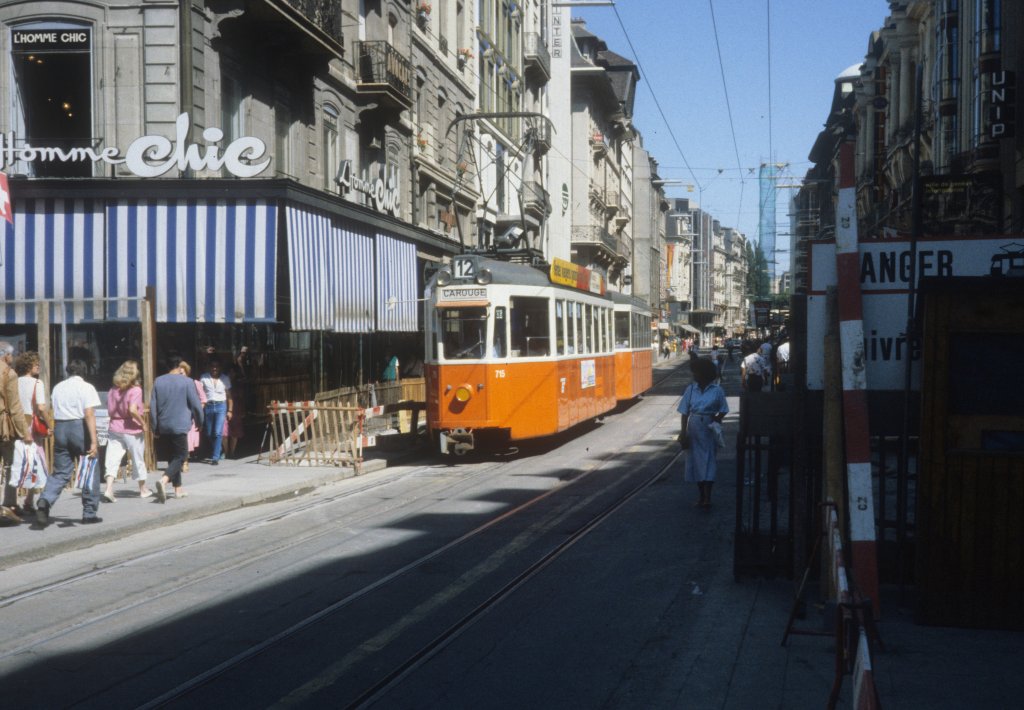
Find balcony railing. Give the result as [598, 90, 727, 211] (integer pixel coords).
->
[603, 189, 620, 216]
[355, 41, 413, 108]
[523, 32, 550, 83]
[571, 224, 617, 253]
[522, 180, 551, 218]
[284, 0, 343, 44]
[529, 121, 551, 155]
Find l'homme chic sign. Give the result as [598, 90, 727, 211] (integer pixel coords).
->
[334, 160, 401, 216]
[0, 113, 271, 178]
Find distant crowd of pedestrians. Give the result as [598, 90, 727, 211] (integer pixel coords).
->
[0, 343, 248, 527]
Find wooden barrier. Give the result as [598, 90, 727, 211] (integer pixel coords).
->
[263, 400, 363, 471]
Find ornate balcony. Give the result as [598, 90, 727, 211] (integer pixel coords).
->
[523, 32, 550, 84]
[529, 121, 551, 155]
[571, 224, 618, 265]
[355, 41, 413, 109]
[603, 189, 620, 217]
[282, 0, 342, 43]
[522, 180, 551, 220]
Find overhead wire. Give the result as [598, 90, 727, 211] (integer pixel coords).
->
[707, 0, 746, 232]
[610, 3, 702, 193]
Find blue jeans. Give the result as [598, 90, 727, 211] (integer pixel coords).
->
[42, 420, 100, 518]
[204, 401, 227, 460]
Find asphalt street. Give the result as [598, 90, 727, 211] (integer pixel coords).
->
[0, 354, 1019, 709]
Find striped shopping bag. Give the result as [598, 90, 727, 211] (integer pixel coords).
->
[74, 456, 98, 490]
[16, 442, 48, 489]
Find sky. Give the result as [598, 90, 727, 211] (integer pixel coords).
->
[573, 0, 892, 273]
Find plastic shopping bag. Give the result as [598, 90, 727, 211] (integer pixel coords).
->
[709, 421, 726, 450]
[10, 441, 49, 490]
[74, 456, 98, 491]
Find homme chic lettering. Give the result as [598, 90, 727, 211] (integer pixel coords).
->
[12, 31, 89, 44]
[0, 113, 270, 178]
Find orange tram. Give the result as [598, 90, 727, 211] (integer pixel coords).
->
[425, 253, 653, 455]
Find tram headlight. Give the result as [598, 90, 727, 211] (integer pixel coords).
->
[475, 268, 492, 285]
[436, 269, 453, 286]
[453, 384, 473, 402]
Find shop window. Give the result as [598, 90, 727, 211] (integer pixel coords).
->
[510, 296, 549, 357]
[10, 22, 93, 177]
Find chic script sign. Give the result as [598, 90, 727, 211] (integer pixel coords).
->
[0, 113, 271, 178]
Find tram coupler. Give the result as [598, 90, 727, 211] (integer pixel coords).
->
[440, 428, 474, 456]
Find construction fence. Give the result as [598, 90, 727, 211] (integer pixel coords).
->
[260, 378, 426, 471]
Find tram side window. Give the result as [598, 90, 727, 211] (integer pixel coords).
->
[440, 307, 488, 360]
[555, 301, 565, 355]
[493, 307, 507, 357]
[585, 303, 593, 352]
[510, 297, 550, 357]
[567, 302, 576, 354]
[615, 312, 630, 349]
[575, 303, 584, 354]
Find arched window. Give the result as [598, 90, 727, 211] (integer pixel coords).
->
[323, 102, 342, 192]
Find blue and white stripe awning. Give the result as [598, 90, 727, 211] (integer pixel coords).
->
[106, 200, 277, 322]
[0, 198, 105, 324]
[376, 233, 418, 332]
[286, 205, 374, 333]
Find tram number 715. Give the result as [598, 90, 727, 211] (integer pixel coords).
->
[494, 369, 506, 378]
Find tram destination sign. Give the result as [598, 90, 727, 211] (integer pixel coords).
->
[549, 257, 605, 296]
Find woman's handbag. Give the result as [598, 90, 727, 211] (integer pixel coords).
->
[31, 385, 49, 437]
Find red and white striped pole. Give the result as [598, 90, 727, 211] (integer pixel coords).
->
[834, 141, 879, 617]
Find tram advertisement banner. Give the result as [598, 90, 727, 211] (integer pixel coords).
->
[550, 258, 605, 295]
[805, 235, 1022, 390]
[580, 359, 596, 389]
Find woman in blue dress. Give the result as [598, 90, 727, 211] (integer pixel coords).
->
[677, 357, 729, 508]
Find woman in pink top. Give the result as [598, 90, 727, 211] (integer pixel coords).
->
[178, 361, 206, 473]
[102, 360, 151, 502]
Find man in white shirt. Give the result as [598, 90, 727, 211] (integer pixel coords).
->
[36, 360, 102, 525]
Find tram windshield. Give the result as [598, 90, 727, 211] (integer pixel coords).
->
[440, 307, 488, 360]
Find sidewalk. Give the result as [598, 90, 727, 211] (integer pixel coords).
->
[0, 453, 390, 570]
[0, 352, 687, 571]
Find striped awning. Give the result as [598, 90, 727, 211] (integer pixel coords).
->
[375, 232, 418, 332]
[286, 205, 374, 333]
[0, 198, 105, 324]
[106, 200, 278, 322]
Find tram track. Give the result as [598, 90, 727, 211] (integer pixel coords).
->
[342, 450, 681, 710]
[132, 380, 687, 709]
[0, 459, 522, 661]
